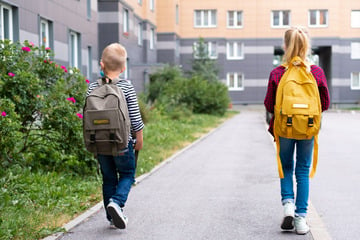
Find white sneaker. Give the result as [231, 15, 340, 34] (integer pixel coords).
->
[294, 216, 310, 235]
[107, 202, 128, 229]
[281, 202, 295, 230]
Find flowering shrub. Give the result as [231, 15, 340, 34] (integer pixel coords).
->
[0, 40, 95, 175]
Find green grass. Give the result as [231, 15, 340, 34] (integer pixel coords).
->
[0, 110, 238, 240]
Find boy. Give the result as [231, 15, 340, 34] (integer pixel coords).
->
[86, 43, 144, 229]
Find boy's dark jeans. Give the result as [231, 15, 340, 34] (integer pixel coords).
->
[97, 141, 135, 221]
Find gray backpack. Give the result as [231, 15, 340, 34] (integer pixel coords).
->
[83, 78, 130, 156]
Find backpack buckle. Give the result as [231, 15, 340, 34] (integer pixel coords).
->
[286, 116, 292, 126]
[90, 134, 96, 143]
[308, 117, 314, 127]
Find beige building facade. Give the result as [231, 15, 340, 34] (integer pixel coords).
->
[157, 0, 360, 105]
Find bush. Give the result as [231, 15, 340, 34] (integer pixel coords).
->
[158, 76, 230, 116]
[0, 40, 95, 174]
[147, 65, 183, 103]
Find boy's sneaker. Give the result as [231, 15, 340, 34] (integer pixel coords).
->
[107, 202, 128, 229]
[294, 216, 310, 235]
[281, 201, 295, 230]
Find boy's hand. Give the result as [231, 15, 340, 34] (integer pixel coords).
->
[134, 129, 143, 151]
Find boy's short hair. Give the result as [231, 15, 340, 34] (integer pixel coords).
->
[101, 43, 127, 72]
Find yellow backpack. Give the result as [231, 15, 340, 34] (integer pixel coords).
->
[274, 56, 321, 178]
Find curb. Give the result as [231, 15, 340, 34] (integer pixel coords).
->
[42, 116, 232, 240]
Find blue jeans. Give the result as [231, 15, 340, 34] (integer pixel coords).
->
[97, 141, 135, 221]
[279, 137, 314, 217]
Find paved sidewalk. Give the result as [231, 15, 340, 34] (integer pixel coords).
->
[58, 110, 315, 240]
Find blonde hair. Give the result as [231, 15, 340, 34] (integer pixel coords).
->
[283, 26, 310, 65]
[101, 43, 127, 72]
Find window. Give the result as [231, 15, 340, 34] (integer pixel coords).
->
[272, 10, 290, 27]
[309, 10, 328, 27]
[1, 4, 13, 41]
[138, 22, 143, 46]
[87, 0, 91, 19]
[351, 10, 360, 28]
[351, 72, 360, 90]
[351, 42, 360, 59]
[123, 9, 129, 35]
[149, 28, 155, 50]
[227, 42, 244, 60]
[120, 58, 129, 79]
[194, 41, 218, 59]
[149, 0, 154, 11]
[138, 0, 142, 5]
[175, 39, 180, 57]
[176, 5, 179, 25]
[227, 11, 243, 28]
[69, 31, 80, 68]
[227, 72, 244, 90]
[87, 46, 92, 79]
[194, 10, 217, 28]
[40, 19, 50, 48]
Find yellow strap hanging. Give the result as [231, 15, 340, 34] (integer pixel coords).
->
[309, 135, 319, 178]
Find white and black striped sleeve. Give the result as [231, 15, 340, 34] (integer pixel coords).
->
[117, 81, 144, 132]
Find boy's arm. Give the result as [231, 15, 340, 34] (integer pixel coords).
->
[134, 129, 143, 151]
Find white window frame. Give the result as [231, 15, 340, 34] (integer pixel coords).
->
[227, 42, 244, 60]
[1, 4, 13, 41]
[351, 10, 360, 28]
[123, 9, 129, 34]
[271, 10, 290, 28]
[227, 72, 244, 91]
[351, 42, 360, 59]
[137, 22, 143, 46]
[149, 28, 155, 50]
[194, 10, 217, 28]
[69, 31, 80, 68]
[40, 19, 50, 48]
[149, 0, 154, 11]
[193, 41, 218, 59]
[227, 10, 243, 28]
[351, 72, 360, 90]
[308, 9, 328, 27]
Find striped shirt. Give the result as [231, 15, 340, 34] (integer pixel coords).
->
[264, 65, 330, 136]
[86, 79, 145, 139]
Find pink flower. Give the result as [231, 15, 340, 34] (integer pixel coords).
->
[66, 97, 76, 104]
[86, 79, 90, 84]
[8, 72, 15, 77]
[36, 95, 41, 98]
[1, 111, 6, 117]
[22, 47, 31, 52]
[29, 42, 35, 47]
[76, 113, 83, 119]
[61, 65, 68, 73]
[45, 47, 51, 51]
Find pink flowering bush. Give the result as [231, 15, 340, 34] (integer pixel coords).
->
[0, 39, 95, 174]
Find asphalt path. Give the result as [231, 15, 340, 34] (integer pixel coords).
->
[58, 110, 318, 240]
[310, 110, 360, 240]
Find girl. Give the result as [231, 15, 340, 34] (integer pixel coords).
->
[264, 26, 330, 234]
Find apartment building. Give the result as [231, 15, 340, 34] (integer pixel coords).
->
[157, 0, 360, 105]
[0, 0, 99, 81]
[98, 0, 159, 92]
